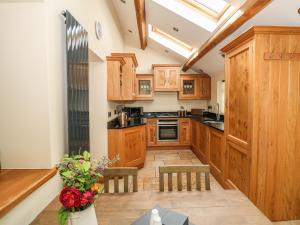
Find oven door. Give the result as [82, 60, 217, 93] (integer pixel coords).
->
[157, 120, 178, 141]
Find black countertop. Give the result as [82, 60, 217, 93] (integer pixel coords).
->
[142, 112, 224, 132]
[107, 118, 146, 129]
[107, 112, 224, 132]
[189, 116, 224, 132]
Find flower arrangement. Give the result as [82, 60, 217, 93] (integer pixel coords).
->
[57, 151, 117, 225]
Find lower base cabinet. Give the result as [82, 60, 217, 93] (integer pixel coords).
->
[146, 118, 191, 148]
[208, 128, 225, 185]
[108, 125, 146, 168]
[225, 141, 250, 195]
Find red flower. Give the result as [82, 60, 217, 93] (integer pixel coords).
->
[80, 190, 94, 206]
[59, 187, 81, 209]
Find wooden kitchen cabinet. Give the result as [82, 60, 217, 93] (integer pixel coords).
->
[146, 118, 157, 146]
[196, 122, 209, 163]
[153, 64, 181, 91]
[190, 119, 197, 150]
[136, 74, 154, 100]
[199, 75, 211, 99]
[179, 74, 211, 100]
[178, 74, 199, 100]
[107, 53, 138, 101]
[179, 118, 190, 145]
[108, 125, 146, 168]
[208, 128, 225, 186]
[223, 40, 252, 196]
[106, 56, 125, 100]
[221, 26, 300, 221]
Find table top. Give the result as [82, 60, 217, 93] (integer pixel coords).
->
[96, 191, 272, 225]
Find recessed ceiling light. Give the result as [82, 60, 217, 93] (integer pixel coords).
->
[120, 0, 126, 4]
[128, 29, 133, 33]
[173, 27, 179, 32]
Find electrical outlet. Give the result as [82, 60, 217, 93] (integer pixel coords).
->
[108, 112, 112, 117]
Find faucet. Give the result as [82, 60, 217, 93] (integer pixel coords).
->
[214, 103, 220, 121]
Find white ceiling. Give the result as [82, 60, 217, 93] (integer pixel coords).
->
[111, 0, 300, 76]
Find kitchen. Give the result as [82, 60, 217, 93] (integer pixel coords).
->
[1, 0, 299, 225]
[104, 0, 300, 221]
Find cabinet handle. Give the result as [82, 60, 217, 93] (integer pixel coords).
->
[120, 80, 122, 86]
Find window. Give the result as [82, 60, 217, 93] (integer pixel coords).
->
[182, 0, 230, 20]
[148, 24, 195, 58]
[151, 0, 241, 32]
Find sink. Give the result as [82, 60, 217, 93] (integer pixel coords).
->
[204, 121, 224, 124]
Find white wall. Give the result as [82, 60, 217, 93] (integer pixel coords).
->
[0, 0, 124, 224]
[0, 1, 52, 169]
[123, 39, 208, 112]
[209, 71, 225, 113]
[46, 0, 124, 162]
[0, 0, 124, 169]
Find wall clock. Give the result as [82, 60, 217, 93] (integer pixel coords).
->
[95, 21, 103, 40]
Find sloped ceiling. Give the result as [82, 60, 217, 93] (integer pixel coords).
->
[111, 0, 300, 76]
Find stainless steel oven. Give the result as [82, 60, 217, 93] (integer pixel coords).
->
[157, 120, 179, 142]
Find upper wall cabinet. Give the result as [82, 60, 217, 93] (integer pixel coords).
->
[136, 74, 154, 100]
[107, 53, 138, 101]
[199, 75, 211, 100]
[153, 64, 181, 91]
[178, 74, 211, 100]
[106, 56, 125, 101]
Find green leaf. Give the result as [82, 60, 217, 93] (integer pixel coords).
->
[58, 207, 68, 225]
[77, 177, 85, 183]
[83, 151, 90, 161]
[81, 161, 90, 171]
[61, 170, 74, 178]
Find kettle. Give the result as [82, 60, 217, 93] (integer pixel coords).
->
[118, 112, 128, 127]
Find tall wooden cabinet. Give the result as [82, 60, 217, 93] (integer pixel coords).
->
[221, 26, 300, 221]
[153, 64, 181, 91]
[107, 53, 138, 101]
[224, 40, 253, 196]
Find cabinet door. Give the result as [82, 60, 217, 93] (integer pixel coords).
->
[146, 119, 157, 146]
[199, 77, 211, 99]
[191, 120, 197, 151]
[226, 141, 249, 195]
[107, 60, 122, 100]
[179, 75, 199, 99]
[123, 126, 146, 168]
[136, 75, 154, 100]
[225, 42, 253, 195]
[121, 58, 136, 100]
[209, 128, 225, 181]
[197, 122, 209, 163]
[167, 68, 180, 91]
[154, 68, 167, 90]
[179, 119, 190, 145]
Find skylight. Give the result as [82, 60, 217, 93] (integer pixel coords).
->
[151, 0, 238, 32]
[148, 24, 195, 58]
[192, 0, 229, 14]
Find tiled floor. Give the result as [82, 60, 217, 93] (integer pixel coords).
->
[137, 149, 222, 192]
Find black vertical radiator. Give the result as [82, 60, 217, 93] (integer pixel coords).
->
[64, 10, 89, 155]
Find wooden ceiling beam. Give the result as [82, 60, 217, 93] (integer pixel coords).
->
[134, 0, 147, 50]
[182, 0, 273, 72]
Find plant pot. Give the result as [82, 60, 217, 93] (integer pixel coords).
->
[68, 205, 98, 225]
